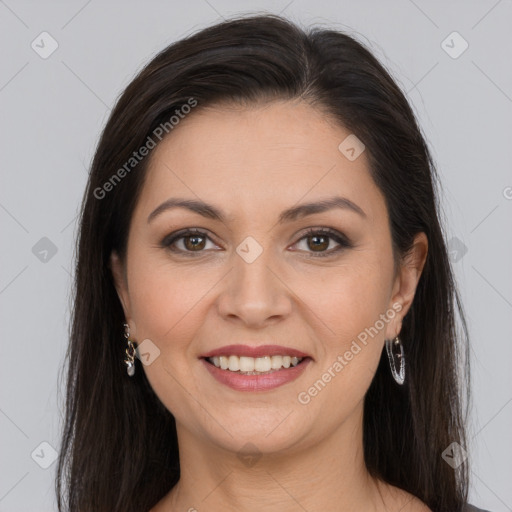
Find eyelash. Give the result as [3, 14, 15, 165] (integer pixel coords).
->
[161, 227, 352, 258]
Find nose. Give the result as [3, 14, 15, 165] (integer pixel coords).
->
[216, 244, 293, 328]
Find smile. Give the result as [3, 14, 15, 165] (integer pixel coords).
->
[207, 355, 303, 374]
[201, 350, 311, 391]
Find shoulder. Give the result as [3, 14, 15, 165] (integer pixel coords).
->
[395, 498, 492, 512]
[377, 482, 491, 512]
[464, 505, 492, 512]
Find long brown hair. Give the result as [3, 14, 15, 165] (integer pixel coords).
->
[56, 14, 470, 511]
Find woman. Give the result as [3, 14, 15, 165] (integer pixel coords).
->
[56, 14, 488, 512]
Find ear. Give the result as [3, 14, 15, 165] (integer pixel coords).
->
[385, 232, 428, 340]
[110, 250, 132, 321]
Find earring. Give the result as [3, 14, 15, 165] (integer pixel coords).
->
[123, 322, 136, 377]
[385, 336, 405, 385]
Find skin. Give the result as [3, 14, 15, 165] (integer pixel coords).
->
[111, 99, 429, 512]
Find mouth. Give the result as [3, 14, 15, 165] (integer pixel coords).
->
[205, 354, 306, 375]
[199, 344, 312, 391]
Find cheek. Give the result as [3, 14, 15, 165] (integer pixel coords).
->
[293, 266, 390, 425]
[127, 251, 215, 341]
[126, 258, 216, 421]
[294, 257, 392, 399]
[294, 256, 392, 345]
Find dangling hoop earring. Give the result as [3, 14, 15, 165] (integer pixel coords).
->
[123, 322, 136, 377]
[385, 336, 405, 385]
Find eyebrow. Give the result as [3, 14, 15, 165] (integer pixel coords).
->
[147, 195, 366, 224]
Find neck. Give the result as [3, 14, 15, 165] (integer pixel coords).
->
[158, 407, 391, 512]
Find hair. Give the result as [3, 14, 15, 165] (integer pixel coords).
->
[56, 13, 470, 512]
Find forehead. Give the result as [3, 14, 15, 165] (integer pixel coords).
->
[135, 100, 384, 223]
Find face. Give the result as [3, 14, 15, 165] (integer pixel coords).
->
[111, 99, 426, 457]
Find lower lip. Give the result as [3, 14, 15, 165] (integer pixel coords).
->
[201, 358, 311, 391]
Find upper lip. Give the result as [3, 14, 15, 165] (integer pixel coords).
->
[201, 344, 311, 359]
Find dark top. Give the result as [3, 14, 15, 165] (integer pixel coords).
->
[465, 505, 491, 512]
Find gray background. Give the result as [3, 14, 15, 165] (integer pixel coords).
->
[1, 1, 511, 510]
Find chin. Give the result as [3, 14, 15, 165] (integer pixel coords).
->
[195, 411, 312, 457]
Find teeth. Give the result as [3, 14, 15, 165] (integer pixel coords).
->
[208, 354, 304, 372]
[254, 356, 271, 372]
[239, 356, 255, 372]
[228, 355, 239, 371]
[271, 356, 283, 369]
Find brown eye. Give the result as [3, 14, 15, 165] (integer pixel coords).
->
[306, 233, 330, 252]
[293, 228, 352, 258]
[182, 234, 207, 251]
[161, 229, 217, 256]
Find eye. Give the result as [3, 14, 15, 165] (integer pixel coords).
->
[161, 227, 352, 258]
[161, 228, 219, 255]
[292, 228, 352, 258]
